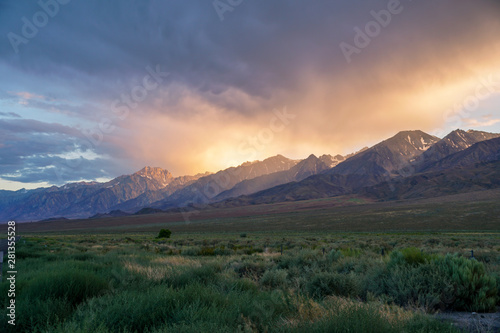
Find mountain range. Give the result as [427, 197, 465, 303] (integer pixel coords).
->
[1, 129, 499, 222]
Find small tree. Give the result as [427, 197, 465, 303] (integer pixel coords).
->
[157, 228, 171, 239]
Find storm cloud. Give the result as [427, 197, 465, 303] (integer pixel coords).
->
[1, 0, 500, 189]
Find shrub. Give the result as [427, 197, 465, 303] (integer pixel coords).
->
[282, 299, 458, 333]
[63, 284, 291, 332]
[306, 272, 360, 299]
[199, 247, 215, 256]
[371, 254, 498, 312]
[435, 255, 498, 312]
[388, 248, 435, 268]
[401, 247, 426, 265]
[214, 247, 233, 256]
[182, 246, 201, 256]
[277, 249, 320, 270]
[168, 265, 219, 288]
[400, 247, 436, 265]
[339, 248, 362, 258]
[71, 253, 96, 261]
[158, 229, 172, 239]
[261, 269, 288, 288]
[3, 270, 109, 332]
[367, 263, 453, 311]
[327, 249, 343, 263]
[240, 233, 247, 238]
[21, 270, 109, 307]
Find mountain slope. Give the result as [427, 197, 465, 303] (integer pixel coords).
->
[419, 136, 500, 173]
[331, 130, 440, 178]
[212, 173, 376, 207]
[214, 154, 335, 201]
[414, 129, 500, 171]
[414, 129, 500, 172]
[151, 155, 299, 210]
[0, 167, 200, 221]
[360, 137, 500, 201]
[108, 172, 211, 212]
[213, 130, 499, 208]
[361, 159, 500, 201]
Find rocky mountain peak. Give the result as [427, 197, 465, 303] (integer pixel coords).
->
[319, 154, 345, 168]
[134, 167, 173, 185]
[379, 130, 440, 156]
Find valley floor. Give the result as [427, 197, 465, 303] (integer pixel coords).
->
[1, 230, 499, 332]
[2, 191, 499, 332]
[16, 189, 500, 234]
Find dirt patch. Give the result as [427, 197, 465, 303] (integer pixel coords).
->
[435, 310, 500, 332]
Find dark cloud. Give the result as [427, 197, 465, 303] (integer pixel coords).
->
[0, 0, 499, 186]
[0, 111, 21, 118]
[0, 1, 498, 110]
[0, 119, 128, 184]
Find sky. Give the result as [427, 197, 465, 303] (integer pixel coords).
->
[1, 0, 500, 191]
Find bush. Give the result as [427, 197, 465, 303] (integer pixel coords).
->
[371, 254, 498, 312]
[401, 247, 427, 265]
[168, 265, 220, 288]
[388, 248, 435, 268]
[277, 249, 320, 270]
[2, 270, 109, 332]
[62, 284, 292, 332]
[200, 247, 216, 256]
[21, 270, 109, 306]
[281, 300, 458, 333]
[367, 262, 453, 311]
[158, 229, 172, 239]
[214, 247, 233, 256]
[182, 246, 201, 256]
[261, 269, 288, 288]
[327, 249, 343, 263]
[435, 255, 498, 312]
[307, 272, 360, 299]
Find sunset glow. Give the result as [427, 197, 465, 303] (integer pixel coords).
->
[1, 0, 500, 189]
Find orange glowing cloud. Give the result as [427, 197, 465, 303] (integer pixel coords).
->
[113, 0, 500, 176]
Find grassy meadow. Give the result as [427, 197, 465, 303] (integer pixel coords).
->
[1, 231, 499, 332]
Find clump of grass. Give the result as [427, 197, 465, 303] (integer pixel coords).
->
[400, 247, 436, 265]
[1, 269, 109, 332]
[280, 297, 458, 333]
[21, 270, 109, 307]
[261, 269, 288, 288]
[182, 246, 201, 256]
[327, 249, 343, 263]
[306, 272, 361, 299]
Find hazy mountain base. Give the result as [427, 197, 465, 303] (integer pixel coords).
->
[16, 188, 500, 235]
[1, 129, 499, 222]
